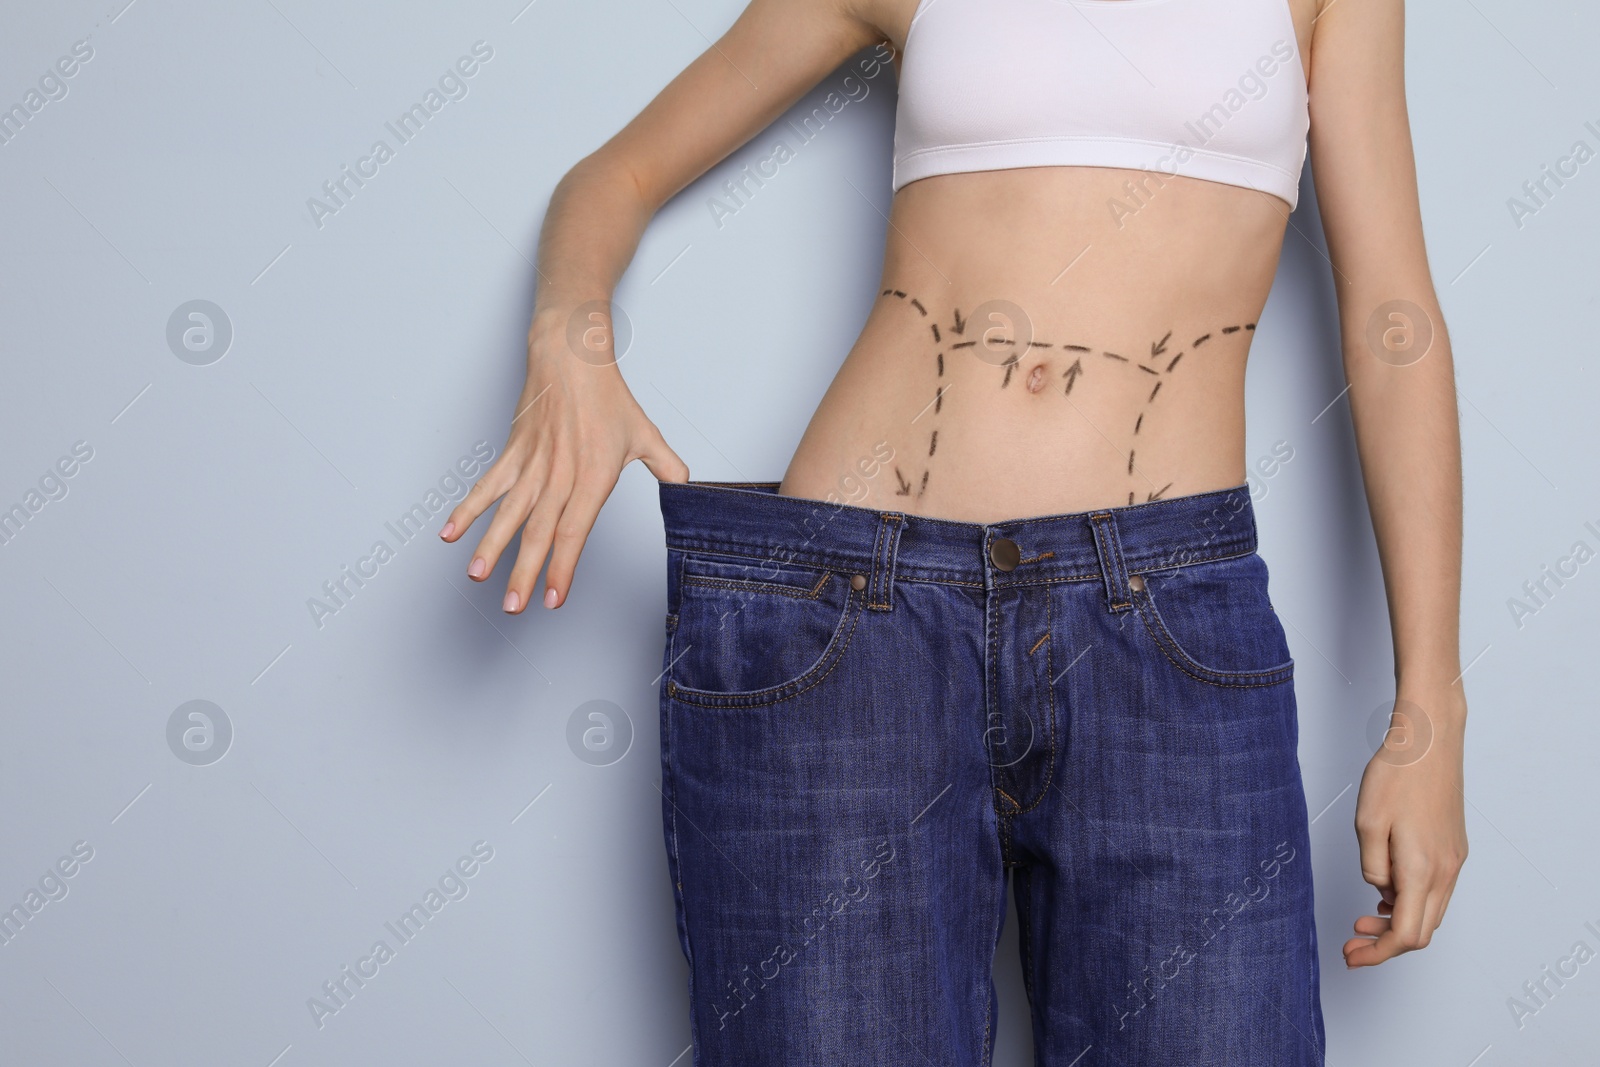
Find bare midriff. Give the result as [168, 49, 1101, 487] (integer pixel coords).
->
[776, 163, 1296, 523]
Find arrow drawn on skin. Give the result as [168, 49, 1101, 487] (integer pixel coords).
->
[1062, 358, 1084, 395]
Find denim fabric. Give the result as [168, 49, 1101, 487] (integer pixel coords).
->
[657, 480, 1324, 1067]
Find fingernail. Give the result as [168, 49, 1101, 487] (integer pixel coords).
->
[439, 521, 455, 540]
[468, 558, 486, 579]
[544, 587, 559, 609]
[503, 590, 520, 613]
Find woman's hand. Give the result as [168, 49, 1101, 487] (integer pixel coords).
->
[438, 304, 689, 612]
[1344, 688, 1469, 968]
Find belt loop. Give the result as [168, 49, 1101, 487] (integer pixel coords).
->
[1089, 511, 1133, 614]
[867, 513, 904, 611]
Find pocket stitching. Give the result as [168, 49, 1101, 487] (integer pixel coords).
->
[1133, 579, 1294, 687]
[680, 569, 832, 602]
[666, 589, 866, 708]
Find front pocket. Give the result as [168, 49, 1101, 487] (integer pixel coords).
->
[666, 552, 865, 707]
[1130, 552, 1295, 688]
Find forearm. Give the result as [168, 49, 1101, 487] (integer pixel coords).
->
[529, 154, 657, 328]
[1342, 299, 1465, 709]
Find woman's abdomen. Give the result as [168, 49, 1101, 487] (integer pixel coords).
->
[777, 166, 1291, 523]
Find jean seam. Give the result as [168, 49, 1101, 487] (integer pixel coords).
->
[1133, 594, 1296, 687]
[1010, 591, 1057, 815]
[681, 571, 832, 601]
[660, 675, 697, 1062]
[665, 590, 867, 708]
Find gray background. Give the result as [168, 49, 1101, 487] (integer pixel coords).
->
[1, 0, 1595, 1064]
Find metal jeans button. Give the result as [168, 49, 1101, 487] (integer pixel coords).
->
[850, 573, 868, 591]
[989, 537, 1020, 571]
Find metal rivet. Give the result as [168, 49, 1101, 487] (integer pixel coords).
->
[1129, 574, 1146, 592]
[989, 537, 1021, 572]
[850, 574, 867, 591]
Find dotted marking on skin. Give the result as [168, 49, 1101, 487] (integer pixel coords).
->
[1123, 325, 1254, 503]
[883, 287, 949, 495]
[876, 288, 1255, 506]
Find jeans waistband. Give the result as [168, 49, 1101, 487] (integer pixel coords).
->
[660, 480, 1260, 611]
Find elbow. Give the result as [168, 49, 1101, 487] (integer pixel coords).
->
[563, 152, 656, 215]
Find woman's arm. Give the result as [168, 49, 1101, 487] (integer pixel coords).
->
[1305, 0, 1468, 967]
[439, 0, 887, 611]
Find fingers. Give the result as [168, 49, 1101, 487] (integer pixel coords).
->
[500, 462, 573, 612]
[504, 419, 669, 613]
[466, 468, 546, 582]
[541, 464, 622, 609]
[1350, 913, 1388, 938]
[1343, 870, 1442, 968]
[1355, 815, 1393, 900]
[446, 400, 681, 611]
[1384, 874, 1431, 952]
[438, 454, 521, 543]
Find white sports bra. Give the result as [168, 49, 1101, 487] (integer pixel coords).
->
[892, 0, 1311, 208]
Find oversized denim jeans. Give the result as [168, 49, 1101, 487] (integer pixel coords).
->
[657, 480, 1324, 1066]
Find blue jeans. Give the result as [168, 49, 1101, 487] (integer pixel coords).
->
[657, 481, 1325, 1066]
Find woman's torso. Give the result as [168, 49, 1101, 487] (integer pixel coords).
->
[777, 0, 1317, 523]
